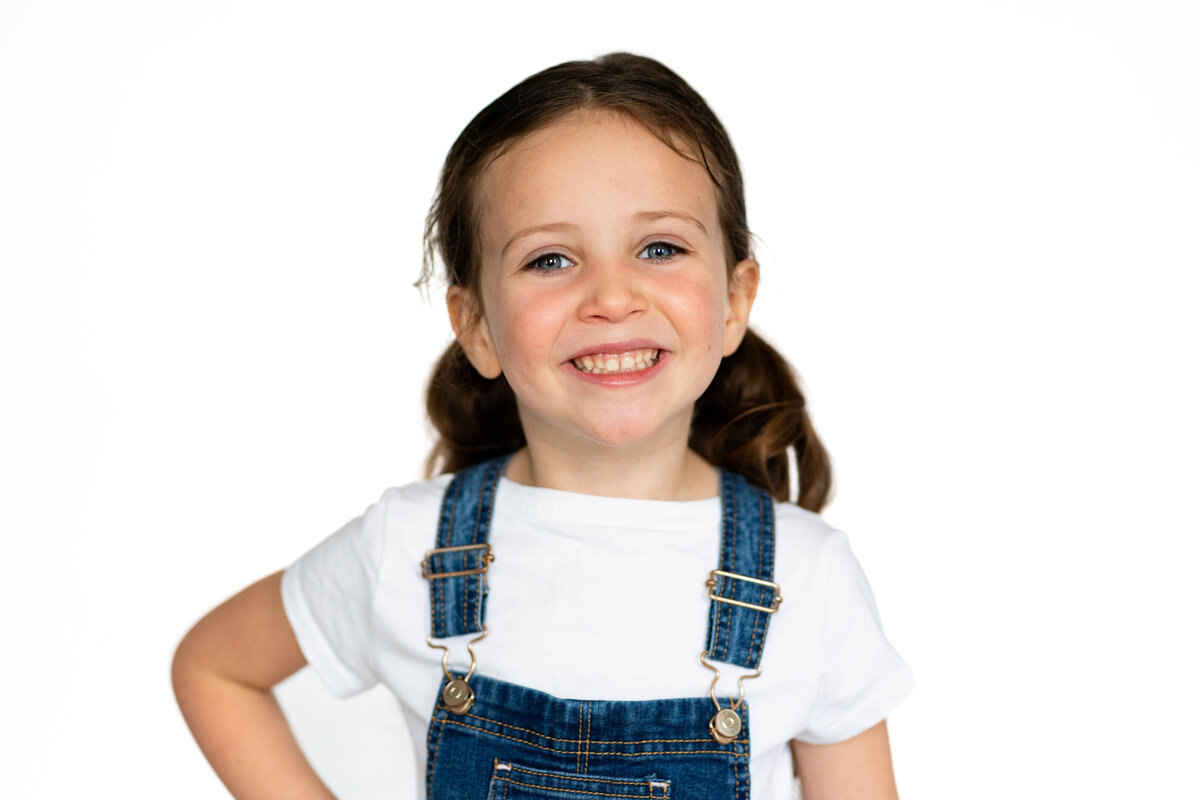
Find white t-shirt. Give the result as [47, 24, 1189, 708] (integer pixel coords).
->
[282, 474, 914, 800]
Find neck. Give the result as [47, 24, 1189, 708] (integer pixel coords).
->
[504, 440, 719, 501]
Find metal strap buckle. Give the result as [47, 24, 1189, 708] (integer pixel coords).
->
[706, 570, 782, 614]
[421, 543, 494, 580]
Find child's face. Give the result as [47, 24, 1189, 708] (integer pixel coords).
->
[450, 111, 757, 455]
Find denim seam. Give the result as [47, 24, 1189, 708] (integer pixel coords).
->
[732, 733, 747, 800]
[506, 765, 665, 786]
[584, 702, 593, 774]
[737, 748, 747, 800]
[435, 485, 455, 639]
[735, 707, 751, 800]
[464, 480, 474, 633]
[427, 711, 448, 797]
[732, 747, 741, 800]
[576, 702, 584, 773]
[468, 474, 483, 632]
[440, 718, 748, 757]
[745, 489, 767, 668]
[741, 742, 751, 800]
[718, 474, 733, 662]
[496, 777, 661, 798]
[469, 461, 492, 632]
[758, 488, 771, 666]
[460, 711, 720, 745]
[724, 477, 738, 663]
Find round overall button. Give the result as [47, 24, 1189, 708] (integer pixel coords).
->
[710, 708, 742, 743]
[442, 679, 474, 714]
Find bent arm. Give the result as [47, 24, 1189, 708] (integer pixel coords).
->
[172, 571, 335, 799]
[791, 720, 899, 800]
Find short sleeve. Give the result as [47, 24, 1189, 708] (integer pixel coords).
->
[280, 496, 389, 698]
[795, 531, 915, 744]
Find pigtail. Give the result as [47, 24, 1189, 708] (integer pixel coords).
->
[424, 342, 525, 478]
[690, 329, 832, 512]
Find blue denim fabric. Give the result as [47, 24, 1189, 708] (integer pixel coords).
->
[426, 674, 751, 800]
[423, 456, 776, 800]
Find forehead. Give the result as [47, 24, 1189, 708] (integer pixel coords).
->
[474, 111, 719, 252]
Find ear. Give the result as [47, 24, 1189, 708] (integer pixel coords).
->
[723, 258, 760, 356]
[447, 286, 503, 379]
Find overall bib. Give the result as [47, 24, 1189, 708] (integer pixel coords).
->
[420, 456, 781, 800]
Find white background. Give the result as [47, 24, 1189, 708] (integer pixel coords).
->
[2, 0, 1197, 797]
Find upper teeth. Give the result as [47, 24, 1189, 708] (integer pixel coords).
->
[572, 348, 660, 374]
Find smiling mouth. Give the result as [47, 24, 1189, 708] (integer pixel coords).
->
[571, 348, 661, 374]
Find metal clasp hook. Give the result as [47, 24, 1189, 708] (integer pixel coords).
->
[426, 625, 488, 714]
[699, 649, 761, 743]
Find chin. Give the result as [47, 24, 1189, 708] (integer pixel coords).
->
[580, 418, 679, 450]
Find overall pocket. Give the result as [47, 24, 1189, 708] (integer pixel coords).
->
[486, 760, 671, 800]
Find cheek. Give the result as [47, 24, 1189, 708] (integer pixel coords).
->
[488, 290, 565, 367]
[668, 276, 728, 347]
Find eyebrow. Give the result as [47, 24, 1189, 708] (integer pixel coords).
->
[632, 210, 708, 236]
[499, 210, 710, 260]
[500, 221, 579, 259]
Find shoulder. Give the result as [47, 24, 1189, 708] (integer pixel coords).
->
[362, 473, 456, 557]
[293, 474, 455, 572]
[772, 500, 850, 561]
[355, 472, 457, 538]
[770, 500, 864, 610]
[373, 472, 454, 516]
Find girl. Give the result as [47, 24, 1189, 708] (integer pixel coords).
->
[173, 53, 913, 800]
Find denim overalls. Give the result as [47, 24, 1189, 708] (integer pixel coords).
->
[420, 456, 781, 800]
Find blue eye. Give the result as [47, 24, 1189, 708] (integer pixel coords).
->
[526, 252, 575, 272]
[638, 242, 686, 262]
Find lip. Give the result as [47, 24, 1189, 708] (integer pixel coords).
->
[562, 350, 669, 387]
[564, 339, 668, 362]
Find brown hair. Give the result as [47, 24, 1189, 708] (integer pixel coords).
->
[421, 52, 832, 512]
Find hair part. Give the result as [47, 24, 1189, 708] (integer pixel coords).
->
[421, 52, 833, 512]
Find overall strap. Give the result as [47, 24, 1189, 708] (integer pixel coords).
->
[423, 455, 511, 639]
[704, 471, 780, 669]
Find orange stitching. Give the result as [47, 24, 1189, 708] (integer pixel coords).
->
[584, 701, 592, 774]
[735, 726, 751, 800]
[733, 747, 741, 800]
[729, 732, 741, 800]
[576, 701, 583, 772]
[435, 497, 453, 638]
[436, 557, 446, 637]
[467, 484, 478, 632]
[440, 718, 748, 758]
[746, 490, 767, 668]
[426, 713, 447, 796]
[466, 464, 499, 633]
[726, 489, 737, 663]
[459, 711, 714, 745]
[505, 765, 662, 785]
[734, 743, 744, 800]
[496, 777, 667, 797]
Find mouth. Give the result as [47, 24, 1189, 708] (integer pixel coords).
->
[570, 348, 661, 375]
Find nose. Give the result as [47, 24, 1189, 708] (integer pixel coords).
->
[577, 257, 647, 323]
